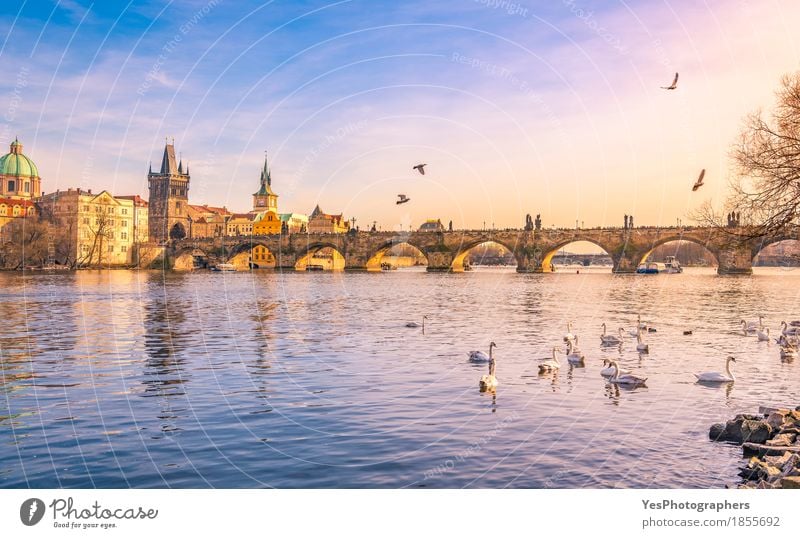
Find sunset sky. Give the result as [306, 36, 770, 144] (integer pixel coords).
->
[1, 0, 799, 230]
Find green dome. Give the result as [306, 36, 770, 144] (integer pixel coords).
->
[0, 139, 39, 178]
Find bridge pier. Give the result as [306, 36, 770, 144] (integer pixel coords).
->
[425, 250, 455, 272]
[717, 244, 753, 275]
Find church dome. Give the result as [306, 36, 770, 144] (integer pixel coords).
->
[0, 138, 40, 178]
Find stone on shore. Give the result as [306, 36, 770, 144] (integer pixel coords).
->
[780, 476, 800, 489]
[766, 433, 797, 446]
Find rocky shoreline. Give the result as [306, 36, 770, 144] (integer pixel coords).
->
[710, 405, 800, 489]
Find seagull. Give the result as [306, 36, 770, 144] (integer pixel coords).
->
[661, 72, 679, 90]
[692, 169, 705, 191]
[412, 164, 427, 175]
[396, 194, 410, 205]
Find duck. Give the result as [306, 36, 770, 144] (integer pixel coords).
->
[606, 360, 647, 386]
[538, 347, 561, 373]
[757, 327, 770, 342]
[780, 346, 798, 361]
[600, 323, 624, 345]
[636, 328, 649, 353]
[406, 315, 428, 329]
[563, 321, 576, 343]
[479, 356, 498, 392]
[694, 356, 736, 383]
[566, 338, 585, 365]
[600, 359, 631, 377]
[468, 341, 496, 363]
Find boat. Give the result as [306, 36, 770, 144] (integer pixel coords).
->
[211, 263, 237, 272]
[664, 255, 683, 273]
[305, 264, 325, 271]
[380, 262, 397, 271]
[636, 262, 665, 274]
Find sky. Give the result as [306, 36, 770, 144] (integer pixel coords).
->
[1, 0, 799, 231]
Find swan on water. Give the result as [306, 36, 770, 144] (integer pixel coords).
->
[600, 359, 631, 377]
[757, 327, 771, 342]
[406, 315, 428, 329]
[564, 321, 576, 343]
[468, 341, 496, 363]
[781, 321, 800, 336]
[606, 360, 647, 386]
[636, 328, 649, 353]
[694, 356, 736, 383]
[741, 316, 763, 334]
[538, 347, 561, 373]
[601, 323, 624, 345]
[479, 354, 498, 392]
[566, 338, 585, 365]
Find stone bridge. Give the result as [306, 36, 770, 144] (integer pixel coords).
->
[166, 225, 800, 274]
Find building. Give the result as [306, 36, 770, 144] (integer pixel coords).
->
[0, 138, 42, 201]
[250, 245, 275, 268]
[279, 213, 308, 234]
[227, 213, 254, 236]
[250, 153, 281, 234]
[148, 141, 190, 242]
[0, 138, 40, 240]
[418, 219, 444, 232]
[38, 188, 134, 266]
[187, 204, 230, 238]
[116, 195, 149, 243]
[307, 205, 349, 234]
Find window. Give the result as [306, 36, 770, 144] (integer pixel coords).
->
[107, 207, 114, 214]
[108, 245, 114, 252]
[7, 180, 15, 191]
[122, 220, 127, 227]
[13, 206, 20, 216]
[83, 230, 89, 239]
[121, 208, 128, 215]
[108, 219, 114, 226]
[121, 245, 127, 253]
[83, 205, 89, 212]
[108, 232, 114, 239]
[24, 181, 30, 192]
[0, 205, 6, 215]
[121, 232, 127, 240]
[82, 244, 89, 253]
[83, 217, 89, 224]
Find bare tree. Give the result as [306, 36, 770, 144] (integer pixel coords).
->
[702, 73, 800, 238]
[79, 212, 113, 267]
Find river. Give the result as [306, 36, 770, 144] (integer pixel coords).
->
[1, 267, 798, 488]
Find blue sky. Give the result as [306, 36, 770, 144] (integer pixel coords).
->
[1, 0, 799, 230]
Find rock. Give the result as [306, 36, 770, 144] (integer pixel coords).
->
[759, 406, 786, 416]
[735, 413, 763, 422]
[780, 426, 800, 435]
[709, 423, 726, 441]
[765, 412, 789, 431]
[741, 420, 773, 444]
[780, 476, 800, 489]
[767, 433, 797, 446]
[790, 410, 800, 422]
[765, 452, 793, 467]
[742, 443, 800, 457]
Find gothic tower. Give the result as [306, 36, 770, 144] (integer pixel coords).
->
[148, 141, 190, 242]
[252, 152, 278, 213]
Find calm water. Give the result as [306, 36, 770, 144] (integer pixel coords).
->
[1, 267, 799, 488]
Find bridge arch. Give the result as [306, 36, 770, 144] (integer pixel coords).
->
[294, 242, 346, 271]
[365, 241, 429, 271]
[171, 245, 211, 270]
[223, 239, 280, 269]
[540, 238, 617, 272]
[450, 239, 520, 271]
[636, 234, 720, 268]
[752, 236, 800, 267]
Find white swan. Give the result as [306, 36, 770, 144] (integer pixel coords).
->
[566, 339, 585, 365]
[781, 321, 800, 336]
[741, 316, 763, 334]
[406, 315, 428, 329]
[637, 313, 650, 330]
[563, 321, 576, 343]
[636, 328, 649, 353]
[757, 327, 770, 342]
[468, 341, 496, 363]
[600, 359, 631, 377]
[538, 347, 561, 373]
[694, 356, 735, 383]
[479, 354, 498, 391]
[600, 323, 624, 345]
[607, 360, 647, 386]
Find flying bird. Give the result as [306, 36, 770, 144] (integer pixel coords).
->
[692, 169, 705, 191]
[412, 164, 427, 175]
[396, 194, 410, 205]
[661, 72, 679, 90]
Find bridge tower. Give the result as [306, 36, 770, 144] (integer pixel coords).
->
[148, 140, 190, 243]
